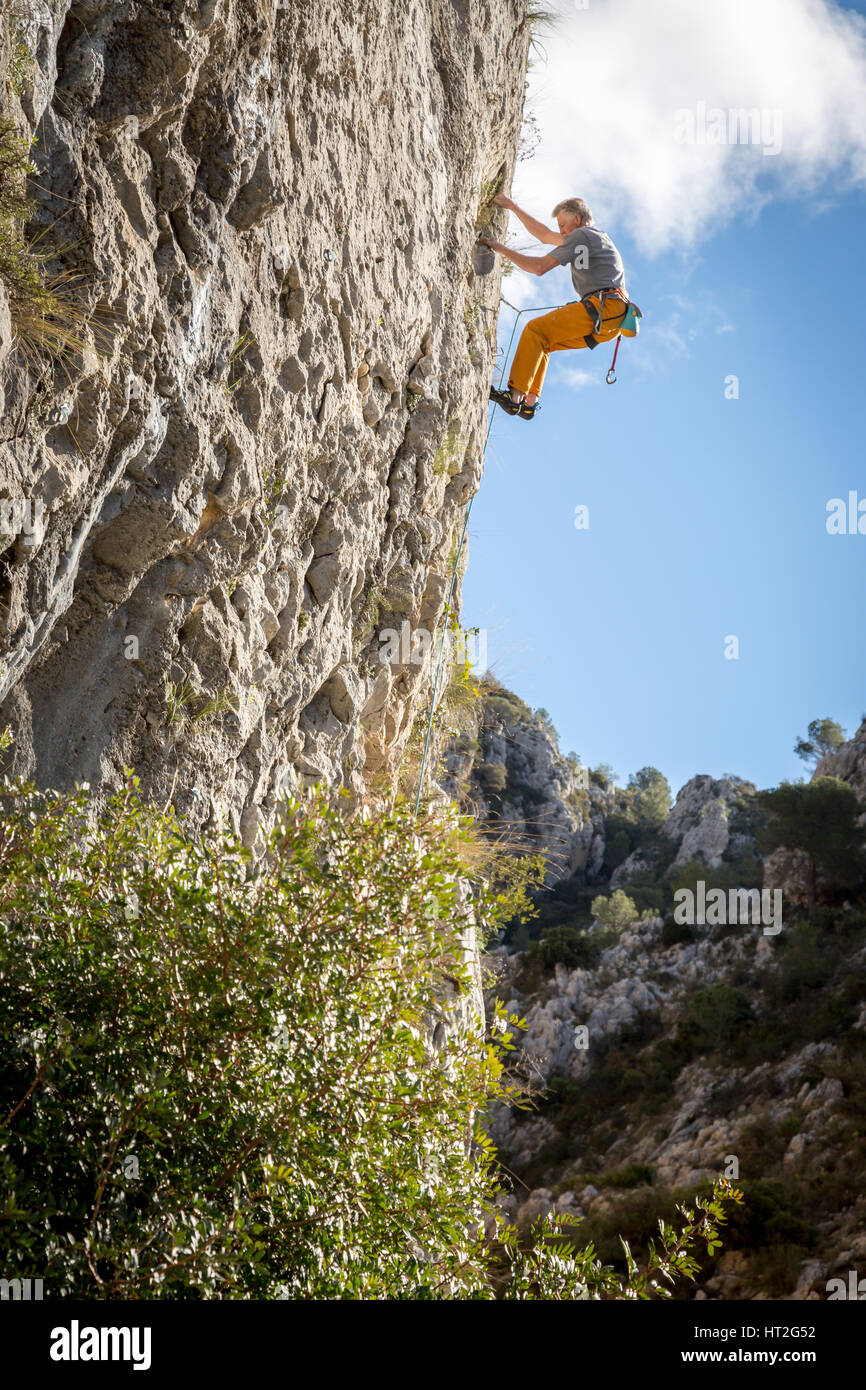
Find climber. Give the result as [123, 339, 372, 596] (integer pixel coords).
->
[480, 194, 630, 420]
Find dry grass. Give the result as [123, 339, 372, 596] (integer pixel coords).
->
[0, 118, 113, 374]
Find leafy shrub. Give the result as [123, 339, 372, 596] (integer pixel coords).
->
[591, 889, 638, 931]
[676, 984, 754, 1055]
[627, 767, 672, 828]
[0, 776, 738, 1300]
[721, 1178, 817, 1253]
[778, 920, 832, 999]
[478, 675, 533, 726]
[526, 924, 617, 972]
[590, 763, 617, 789]
[478, 760, 507, 794]
[604, 826, 633, 872]
[596, 1163, 656, 1190]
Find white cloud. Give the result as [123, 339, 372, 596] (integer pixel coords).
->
[558, 365, 600, 389]
[512, 0, 866, 254]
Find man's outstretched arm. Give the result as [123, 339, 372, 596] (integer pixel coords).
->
[494, 194, 563, 246]
[479, 238, 559, 277]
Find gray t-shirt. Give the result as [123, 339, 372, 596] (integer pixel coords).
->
[549, 225, 626, 299]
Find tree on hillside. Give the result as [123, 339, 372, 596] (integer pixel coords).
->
[591, 888, 638, 931]
[756, 776, 866, 917]
[794, 717, 846, 767]
[628, 766, 672, 828]
[534, 707, 559, 746]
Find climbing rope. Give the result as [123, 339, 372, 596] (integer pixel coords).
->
[412, 299, 560, 816]
[411, 286, 635, 814]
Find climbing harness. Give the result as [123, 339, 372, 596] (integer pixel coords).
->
[580, 286, 628, 349]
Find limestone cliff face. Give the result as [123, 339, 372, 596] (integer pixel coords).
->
[444, 683, 597, 886]
[0, 0, 529, 838]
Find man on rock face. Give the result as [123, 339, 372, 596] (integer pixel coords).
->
[481, 193, 629, 420]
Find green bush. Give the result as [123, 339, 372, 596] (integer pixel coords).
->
[478, 760, 507, 794]
[591, 889, 637, 931]
[778, 920, 832, 999]
[527, 924, 617, 971]
[479, 676, 533, 726]
[597, 1163, 656, 1190]
[676, 984, 754, 1055]
[627, 767, 672, 828]
[0, 775, 738, 1300]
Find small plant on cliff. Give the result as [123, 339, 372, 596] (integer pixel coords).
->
[475, 171, 504, 230]
[0, 119, 98, 368]
[0, 117, 41, 300]
[433, 421, 464, 479]
[0, 776, 741, 1298]
[5, 8, 35, 96]
[163, 673, 238, 739]
[223, 332, 251, 396]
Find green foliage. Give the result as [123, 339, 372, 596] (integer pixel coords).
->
[163, 673, 237, 738]
[603, 819, 634, 873]
[757, 776, 866, 914]
[0, 117, 99, 366]
[479, 674, 533, 726]
[589, 763, 617, 789]
[596, 1163, 656, 1190]
[478, 760, 507, 795]
[794, 716, 846, 766]
[223, 333, 251, 395]
[591, 888, 638, 931]
[628, 766, 672, 828]
[533, 707, 559, 745]
[676, 984, 753, 1054]
[547, 1179, 743, 1292]
[720, 1177, 817, 1256]
[669, 852, 764, 898]
[0, 777, 737, 1299]
[525, 924, 617, 972]
[0, 117, 41, 303]
[481, 850, 547, 938]
[778, 920, 832, 999]
[475, 171, 504, 230]
[433, 422, 464, 479]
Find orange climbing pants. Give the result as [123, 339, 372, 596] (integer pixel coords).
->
[508, 293, 628, 397]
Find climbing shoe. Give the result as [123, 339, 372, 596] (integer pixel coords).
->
[489, 386, 521, 416]
[518, 400, 539, 420]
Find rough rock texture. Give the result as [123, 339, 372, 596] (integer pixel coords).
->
[610, 773, 759, 888]
[485, 909, 866, 1298]
[452, 687, 865, 1298]
[0, 0, 529, 841]
[814, 718, 866, 806]
[444, 685, 596, 886]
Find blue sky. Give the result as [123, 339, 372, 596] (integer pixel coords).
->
[463, 0, 866, 796]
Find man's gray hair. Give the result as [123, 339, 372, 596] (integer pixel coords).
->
[552, 197, 593, 225]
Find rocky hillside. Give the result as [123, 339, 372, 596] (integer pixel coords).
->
[0, 0, 529, 840]
[454, 686, 866, 1298]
